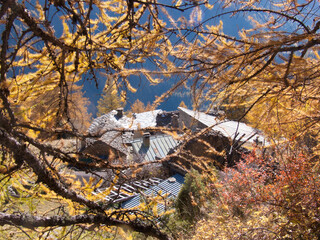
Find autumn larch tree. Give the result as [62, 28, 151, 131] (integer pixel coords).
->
[2, 0, 320, 239]
[179, 100, 187, 108]
[0, 0, 205, 239]
[165, 0, 320, 145]
[96, 82, 124, 117]
[130, 99, 153, 113]
[160, 0, 320, 238]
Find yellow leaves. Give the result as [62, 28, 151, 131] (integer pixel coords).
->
[61, 20, 72, 40]
[221, 204, 229, 211]
[26, 129, 39, 139]
[36, 1, 45, 21]
[162, 130, 180, 140]
[9, 73, 58, 105]
[111, 88, 121, 101]
[314, 50, 320, 60]
[65, 199, 77, 216]
[192, 206, 281, 240]
[99, 9, 118, 28]
[117, 227, 134, 240]
[152, 203, 159, 216]
[205, 1, 214, 10]
[120, 90, 127, 103]
[206, 20, 223, 33]
[141, 70, 161, 85]
[38, 183, 56, 198]
[94, 187, 113, 200]
[121, 68, 161, 85]
[138, 194, 161, 216]
[272, 2, 287, 7]
[248, 15, 276, 29]
[190, 6, 203, 25]
[174, 0, 183, 7]
[5, 0, 173, 132]
[125, 80, 137, 93]
[271, 0, 298, 11]
[238, 29, 248, 40]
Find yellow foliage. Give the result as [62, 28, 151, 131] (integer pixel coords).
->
[193, 205, 286, 240]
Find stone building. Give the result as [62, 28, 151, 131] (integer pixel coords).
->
[164, 107, 268, 173]
[178, 107, 267, 147]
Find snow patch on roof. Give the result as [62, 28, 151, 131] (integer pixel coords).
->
[178, 107, 268, 145]
[86, 109, 164, 154]
[132, 110, 162, 129]
[88, 109, 163, 136]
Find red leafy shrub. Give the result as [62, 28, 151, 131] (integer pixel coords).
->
[215, 148, 320, 238]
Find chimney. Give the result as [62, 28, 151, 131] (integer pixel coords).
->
[116, 108, 123, 118]
[143, 132, 151, 147]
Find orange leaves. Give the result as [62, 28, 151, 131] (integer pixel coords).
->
[213, 148, 320, 238]
[190, 146, 318, 239]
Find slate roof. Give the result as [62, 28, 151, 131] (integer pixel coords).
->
[86, 110, 163, 155]
[88, 110, 163, 134]
[132, 110, 163, 129]
[130, 134, 179, 162]
[121, 173, 185, 213]
[178, 107, 268, 145]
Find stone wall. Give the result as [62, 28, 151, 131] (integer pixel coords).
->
[166, 131, 245, 172]
[81, 140, 126, 163]
[156, 111, 179, 128]
[178, 109, 206, 130]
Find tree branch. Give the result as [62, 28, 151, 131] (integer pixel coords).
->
[0, 126, 106, 213]
[4, 0, 77, 52]
[0, 212, 169, 240]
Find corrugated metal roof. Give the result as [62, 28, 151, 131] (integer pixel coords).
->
[93, 177, 164, 204]
[131, 135, 179, 162]
[121, 173, 185, 212]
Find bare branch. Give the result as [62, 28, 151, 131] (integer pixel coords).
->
[0, 212, 169, 240]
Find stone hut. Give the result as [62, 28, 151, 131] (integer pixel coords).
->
[82, 109, 164, 163]
[178, 107, 267, 148]
[82, 109, 132, 162]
